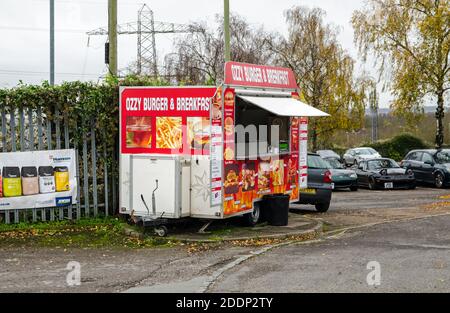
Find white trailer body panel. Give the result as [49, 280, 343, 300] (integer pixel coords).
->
[181, 160, 191, 217]
[190, 155, 221, 218]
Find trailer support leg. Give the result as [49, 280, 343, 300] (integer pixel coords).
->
[198, 221, 213, 234]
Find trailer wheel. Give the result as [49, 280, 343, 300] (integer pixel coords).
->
[244, 204, 261, 227]
[155, 226, 168, 237]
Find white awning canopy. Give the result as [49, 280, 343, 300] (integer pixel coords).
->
[237, 95, 329, 117]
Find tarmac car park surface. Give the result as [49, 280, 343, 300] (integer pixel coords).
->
[210, 214, 450, 293]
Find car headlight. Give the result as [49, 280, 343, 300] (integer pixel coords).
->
[350, 173, 357, 178]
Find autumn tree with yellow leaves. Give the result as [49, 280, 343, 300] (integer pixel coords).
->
[352, 0, 450, 148]
[269, 7, 369, 150]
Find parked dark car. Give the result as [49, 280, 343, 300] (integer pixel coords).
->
[356, 158, 416, 190]
[297, 153, 333, 212]
[324, 157, 358, 191]
[400, 149, 450, 188]
[317, 150, 341, 161]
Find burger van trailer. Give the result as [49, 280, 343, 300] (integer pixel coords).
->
[119, 61, 328, 236]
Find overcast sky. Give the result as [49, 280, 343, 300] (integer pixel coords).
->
[0, 0, 392, 107]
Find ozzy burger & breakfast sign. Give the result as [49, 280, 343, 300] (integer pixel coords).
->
[224, 62, 298, 90]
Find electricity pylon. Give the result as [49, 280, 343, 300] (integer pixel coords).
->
[87, 4, 196, 76]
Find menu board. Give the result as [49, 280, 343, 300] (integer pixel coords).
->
[223, 89, 236, 162]
[210, 88, 223, 207]
[299, 118, 308, 189]
[222, 88, 240, 216]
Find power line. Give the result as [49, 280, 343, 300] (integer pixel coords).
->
[31, 0, 144, 6]
[0, 69, 101, 77]
[0, 25, 88, 33]
[0, 74, 101, 78]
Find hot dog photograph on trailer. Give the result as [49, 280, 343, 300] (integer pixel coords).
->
[119, 61, 329, 236]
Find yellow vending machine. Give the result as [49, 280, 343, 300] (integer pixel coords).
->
[3, 167, 22, 197]
[54, 167, 70, 192]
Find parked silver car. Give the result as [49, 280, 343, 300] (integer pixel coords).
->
[316, 150, 341, 161]
[343, 147, 381, 167]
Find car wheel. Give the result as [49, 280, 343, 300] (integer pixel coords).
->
[368, 177, 377, 190]
[244, 204, 261, 227]
[350, 186, 358, 192]
[409, 184, 416, 190]
[435, 172, 445, 189]
[315, 201, 330, 213]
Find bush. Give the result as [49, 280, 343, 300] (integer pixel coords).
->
[326, 144, 347, 158]
[365, 133, 430, 161]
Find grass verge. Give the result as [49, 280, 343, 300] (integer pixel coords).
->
[0, 218, 178, 249]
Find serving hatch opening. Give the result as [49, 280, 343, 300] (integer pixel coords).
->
[233, 94, 329, 160]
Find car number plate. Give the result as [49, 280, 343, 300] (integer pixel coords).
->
[384, 182, 394, 189]
[300, 188, 316, 195]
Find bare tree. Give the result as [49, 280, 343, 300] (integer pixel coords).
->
[166, 14, 274, 85]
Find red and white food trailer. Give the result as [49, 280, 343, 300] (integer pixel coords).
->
[119, 62, 328, 233]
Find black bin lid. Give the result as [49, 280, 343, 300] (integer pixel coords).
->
[21, 166, 38, 178]
[39, 166, 54, 177]
[3, 167, 21, 178]
[54, 167, 69, 173]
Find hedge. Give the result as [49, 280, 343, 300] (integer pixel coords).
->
[364, 133, 431, 161]
[0, 75, 170, 158]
